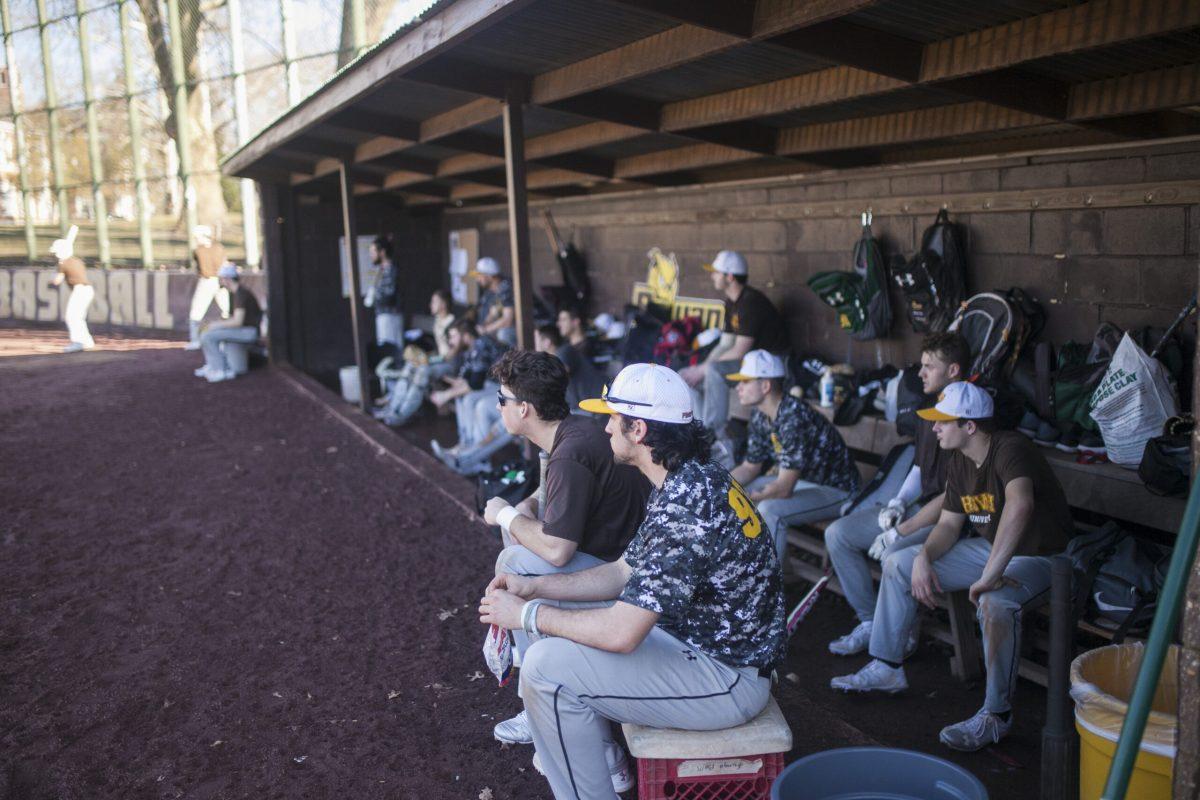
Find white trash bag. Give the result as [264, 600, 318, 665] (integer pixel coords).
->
[1088, 333, 1178, 469]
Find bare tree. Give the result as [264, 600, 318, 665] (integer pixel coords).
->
[337, 0, 401, 68]
[136, 0, 227, 230]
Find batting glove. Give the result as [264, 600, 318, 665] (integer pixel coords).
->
[877, 497, 906, 532]
[868, 527, 899, 561]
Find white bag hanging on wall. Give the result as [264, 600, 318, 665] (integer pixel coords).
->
[1088, 333, 1179, 469]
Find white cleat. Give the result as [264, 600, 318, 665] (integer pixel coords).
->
[828, 620, 872, 656]
[183, 341, 202, 351]
[206, 368, 235, 383]
[830, 659, 908, 694]
[494, 710, 533, 745]
[194, 366, 211, 378]
[939, 708, 1012, 752]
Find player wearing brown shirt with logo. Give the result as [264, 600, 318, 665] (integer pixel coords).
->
[831, 381, 1073, 752]
[185, 225, 230, 350]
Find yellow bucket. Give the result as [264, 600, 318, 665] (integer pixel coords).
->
[1070, 643, 1177, 800]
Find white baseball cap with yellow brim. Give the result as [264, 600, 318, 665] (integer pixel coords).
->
[702, 250, 748, 276]
[579, 363, 694, 424]
[468, 256, 501, 278]
[727, 349, 785, 382]
[916, 381, 994, 422]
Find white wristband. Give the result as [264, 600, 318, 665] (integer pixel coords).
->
[497, 505, 521, 533]
[521, 599, 544, 636]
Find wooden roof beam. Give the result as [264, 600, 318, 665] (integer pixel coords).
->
[329, 109, 421, 141]
[405, 58, 527, 100]
[768, 19, 922, 82]
[604, 0, 756, 38]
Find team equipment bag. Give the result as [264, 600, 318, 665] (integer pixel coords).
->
[807, 213, 892, 340]
[1139, 434, 1191, 497]
[1089, 334, 1179, 468]
[1066, 523, 1168, 641]
[893, 209, 967, 333]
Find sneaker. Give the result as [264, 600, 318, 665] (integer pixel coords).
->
[828, 621, 872, 656]
[1078, 432, 1106, 455]
[194, 365, 211, 378]
[939, 708, 1012, 752]
[532, 749, 634, 793]
[63, 342, 84, 353]
[1017, 410, 1040, 438]
[430, 440, 459, 469]
[1032, 419, 1060, 448]
[494, 710, 533, 745]
[830, 659, 908, 694]
[206, 369, 235, 383]
[183, 341, 201, 351]
[1055, 423, 1081, 453]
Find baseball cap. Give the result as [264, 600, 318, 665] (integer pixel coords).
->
[217, 262, 239, 279]
[916, 381, 994, 422]
[728, 349, 786, 382]
[579, 363, 694, 424]
[469, 257, 500, 277]
[702, 250, 748, 276]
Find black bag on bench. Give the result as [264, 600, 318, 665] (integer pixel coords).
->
[1065, 522, 1169, 642]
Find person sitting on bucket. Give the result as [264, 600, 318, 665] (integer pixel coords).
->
[830, 381, 1073, 752]
[728, 349, 861, 566]
[194, 263, 262, 383]
[479, 363, 785, 800]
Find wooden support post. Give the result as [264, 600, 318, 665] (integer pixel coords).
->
[502, 87, 534, 350]
[337, 161, 373, 412]
[946, 590, 984, 682]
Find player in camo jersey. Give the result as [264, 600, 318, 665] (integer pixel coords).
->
[479, 363, 785, 800]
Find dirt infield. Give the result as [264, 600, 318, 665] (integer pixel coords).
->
[1, 329, 1042, 799]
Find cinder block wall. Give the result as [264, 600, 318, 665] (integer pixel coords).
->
[444, 139, 1199, 371]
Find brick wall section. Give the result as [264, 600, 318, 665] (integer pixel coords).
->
[442, 141, 1200, 371]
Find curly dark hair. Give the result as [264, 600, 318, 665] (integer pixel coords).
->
[921, 331, 971, 374]
[620, 416, 715, 472]
[489, 349, 570, 422]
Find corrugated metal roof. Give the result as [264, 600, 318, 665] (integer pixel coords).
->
[360, 80, 483, 119]
[848, 0, 1076, 43]
[448, 0, 676, 76]
[616, 43, 830, 104]
[1020, 31, 1200, 83]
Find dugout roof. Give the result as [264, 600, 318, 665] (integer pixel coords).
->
[222, 0, 1200, 204]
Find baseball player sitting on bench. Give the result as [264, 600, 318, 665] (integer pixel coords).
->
[831, 382, 1073, 751]
[481, 349, 652, 747]
[479, 363, 786, 800]
[728, 350, 861, 565]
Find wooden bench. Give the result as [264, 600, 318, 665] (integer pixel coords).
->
[782, 399, 1186, 686]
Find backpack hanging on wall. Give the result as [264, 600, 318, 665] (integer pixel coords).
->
[894, 209, 967, 333]
[807, 212, 892, 341]
[949, 289, 1040, 383]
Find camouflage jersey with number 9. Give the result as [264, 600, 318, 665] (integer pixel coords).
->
[619, 459, 787, 670]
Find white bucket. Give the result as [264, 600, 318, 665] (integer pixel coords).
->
[339, 365, 361, 404]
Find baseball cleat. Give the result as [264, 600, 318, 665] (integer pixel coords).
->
[194, 366, 211, 378]
[183, 341, 201, 351]
[494, 711, 533, 745]
[63, 342, 84, 353]
[206, 369, 235, 383]
[828, 621, 872, 656]
[830, 659, 908, 694]
[939, 708, 1011, 752]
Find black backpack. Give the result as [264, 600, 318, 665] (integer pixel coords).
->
[894, 209, 967, 333]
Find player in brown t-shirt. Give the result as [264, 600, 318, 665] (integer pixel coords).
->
[48, 226, 95, 353]
[831, 381, 1073, 752]
[481, 349, 651, 747]
[185, 225, 230, 350]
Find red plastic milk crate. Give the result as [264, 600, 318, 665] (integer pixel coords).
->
[634, 750, 786, 800]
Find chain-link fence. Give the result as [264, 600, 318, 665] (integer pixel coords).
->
[0, 0, 433, 268]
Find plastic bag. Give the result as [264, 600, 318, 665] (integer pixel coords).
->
[1088, 334, 1178, 468]
[1069, 642, 1178, 758]
[482, 624, 513, 687]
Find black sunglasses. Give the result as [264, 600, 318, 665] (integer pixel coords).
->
[497, 390, 523, 407]
[601, 384, 652, 409]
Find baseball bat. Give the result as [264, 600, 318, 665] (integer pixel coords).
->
[786, 569, 830, 636]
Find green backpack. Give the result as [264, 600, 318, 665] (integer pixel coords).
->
[807, 213, 892, 340]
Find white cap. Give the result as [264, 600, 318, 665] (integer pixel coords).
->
[604, 320, 627, 341]
[217, 262, 239, 279]
[470, 257, 500, 277]
[728, 349, 786, 382]
[917, 381, 994, 422]
[579, 363, 694, 424]
[702, 250, 748, 276]
[593, 312, 616, 330]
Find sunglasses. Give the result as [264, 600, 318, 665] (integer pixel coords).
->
[496, 390, 523, 407]
[600, 384, 652, 409]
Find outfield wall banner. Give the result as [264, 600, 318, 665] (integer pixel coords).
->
[0, 267, 265, 334]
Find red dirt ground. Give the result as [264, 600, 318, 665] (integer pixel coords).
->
[1, 326, 1045, 800]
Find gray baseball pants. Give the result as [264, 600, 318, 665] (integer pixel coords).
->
[824, 503, 932, 622]
[869, 536, 1052, 713]
[745, 476, 850, 565]
[494, 544, 608, 660]
[521, 626, 771, 800]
